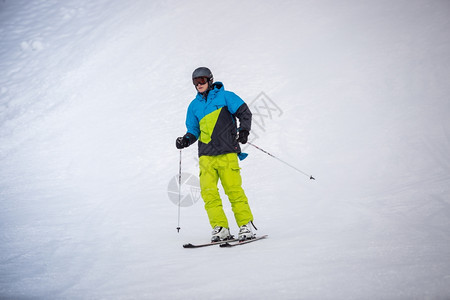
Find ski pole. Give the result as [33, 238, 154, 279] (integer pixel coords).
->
[247, 142, 315, 180]
[177, 150, 182, 232]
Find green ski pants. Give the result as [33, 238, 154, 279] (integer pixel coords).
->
[199, 153, 253, 228]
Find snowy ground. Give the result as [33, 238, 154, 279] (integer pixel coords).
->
[1, 0, 450, 299]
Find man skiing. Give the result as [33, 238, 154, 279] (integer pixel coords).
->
[176, 67, 255, 242]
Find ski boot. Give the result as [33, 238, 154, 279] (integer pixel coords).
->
[238, 222, 255, 241]
[211, 226, 232, 242]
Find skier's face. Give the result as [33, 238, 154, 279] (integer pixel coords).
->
[195, 80, 209, 93]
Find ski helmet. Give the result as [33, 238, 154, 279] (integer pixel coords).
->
[192, 67, 213, 85]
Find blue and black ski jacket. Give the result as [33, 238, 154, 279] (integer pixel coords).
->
[184, 82, 252, 157]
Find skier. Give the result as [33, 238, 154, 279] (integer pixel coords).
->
[176, 67, 255, 242]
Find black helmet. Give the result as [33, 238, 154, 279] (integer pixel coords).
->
[192, 67, 213, 80]
[192, 67, 214, 95]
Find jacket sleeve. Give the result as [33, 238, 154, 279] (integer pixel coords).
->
[225, 91, 252, 132]
[186, 102, 200, 139]
[235, 103, 252, 132]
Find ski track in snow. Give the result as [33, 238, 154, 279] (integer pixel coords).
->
[1, 0, 450, 299]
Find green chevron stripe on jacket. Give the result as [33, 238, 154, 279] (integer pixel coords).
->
[198, 107, 222, 144]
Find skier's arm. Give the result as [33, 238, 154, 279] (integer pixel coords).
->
[234, 103, 252, 132]
[227, 92, 251, 144]
[176, 103, 199, 149]
[225, 91, 252, 132]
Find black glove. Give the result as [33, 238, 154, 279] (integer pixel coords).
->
[237, 129, 249, 144]
[176, 133, 196, 149]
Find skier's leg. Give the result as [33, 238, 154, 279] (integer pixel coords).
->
[217, 153, 253, 227]
[199, 155, 229, 228]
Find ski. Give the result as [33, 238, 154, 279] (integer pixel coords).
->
[183, 237, 238, 248]
[219, 235, 268, 248]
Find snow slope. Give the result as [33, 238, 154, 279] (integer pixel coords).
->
[1, 0, 450, 299]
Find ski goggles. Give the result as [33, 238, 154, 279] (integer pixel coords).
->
[193, 77, 209, 86]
